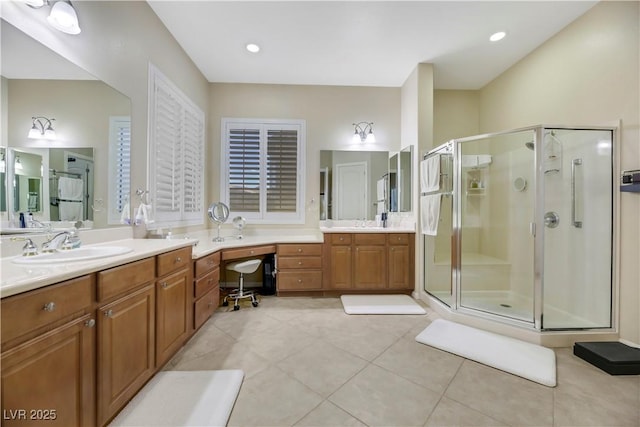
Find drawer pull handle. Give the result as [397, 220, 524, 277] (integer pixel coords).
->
[85, 319, 96, 328]
[175, 257, 182, 263]
[250, 250, 255, 254]
[298, 261, 302, 265]
[162, 282, 168, 288]
[297, 248, 302, 252]
[43, 302, 56, 312]
[208, 260, 214, 266]
[298, 279, 302, 283]
[104, 309, 113, 318]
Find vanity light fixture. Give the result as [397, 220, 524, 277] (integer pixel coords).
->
[0, 152, 5, 173]
[24, 0, 81, 35]
[352, 122, 376, 143]
[28, 116, 57, 140]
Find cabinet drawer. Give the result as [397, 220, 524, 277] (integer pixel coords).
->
[194, 252, 220, 278]
[354, 233, 386, 245]
[330, 234, 352, 245]
[222, 245, 276, 260]
[277, 244, 322, 257]
[194, 287, 219, 330]
[388, 233, 410, 245]
[157, 246, 192, 277]
[97, 257, 155, 302]
[1, 275, 94, 346]
[194, 267, 220, 299]
[278, 256, 322, 270]
[278, 271, 323, 290]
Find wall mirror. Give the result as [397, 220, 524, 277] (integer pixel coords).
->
[1, 19, 131, 235]
[320, 150, 396, 220]
[387, 146, 413, 213]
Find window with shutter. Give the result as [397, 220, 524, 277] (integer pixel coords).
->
[108, 116, 131, 224]
[222, 118, 305, 224]
[148, 64, 205, 228]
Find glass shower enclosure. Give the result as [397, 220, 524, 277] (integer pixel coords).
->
[424, 126, 615, 331]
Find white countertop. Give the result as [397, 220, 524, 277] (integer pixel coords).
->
[0, 229, 324, 298]
[0, 238, 196, 298]
[0, 225, 415, 298]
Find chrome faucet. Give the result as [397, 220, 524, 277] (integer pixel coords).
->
[29, 219, 52, 231]
[42, 230, 81, 252]
[11, 237, 39, 256]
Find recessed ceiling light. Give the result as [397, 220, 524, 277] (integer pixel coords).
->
[490, 31, 506, 42]
[246, 43, 260, 53]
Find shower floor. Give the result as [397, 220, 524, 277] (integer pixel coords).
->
[428, 290, 602, 330]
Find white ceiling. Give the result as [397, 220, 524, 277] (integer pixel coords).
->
[148, 1, 597, 89]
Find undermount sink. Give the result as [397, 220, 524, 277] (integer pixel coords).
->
[12, 246, 133, 265]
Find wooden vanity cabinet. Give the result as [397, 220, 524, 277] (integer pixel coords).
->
[353, 234, 387, 289]
[155, 247, 193, 367]
[96, 259, 156, 427]
[276, 244, 323, 292]
[388, 233, 414, 289]
[1, 276, 96, 427]
[324, 233, 414, 292]
[193, 251, 220, 330]
[327, 234, 353, 289]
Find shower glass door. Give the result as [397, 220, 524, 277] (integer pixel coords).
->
[457, 129, 536, 324]
[540, 128, 613, 329]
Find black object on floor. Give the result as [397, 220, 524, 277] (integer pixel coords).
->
[573, 341, 640, 375]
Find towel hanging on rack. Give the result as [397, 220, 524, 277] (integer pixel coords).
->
[421, 194, 441, 236]
[420, 155, 440, 193]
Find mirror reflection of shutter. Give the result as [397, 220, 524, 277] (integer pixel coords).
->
[228, 128, 260, 212]
[153, 79, 182, 218]
[266, 127, 298, 213]
[108, 116, 131, 224]
[183, 105, 204, 219]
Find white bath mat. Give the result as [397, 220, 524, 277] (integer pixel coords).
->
[341, 294, 427, 315]
[109, 370, 244, 426]
[416, 319, 556, 387]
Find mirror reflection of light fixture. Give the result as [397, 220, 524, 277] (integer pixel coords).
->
[0, 152, 5, 173]
[352, 122, 376, 143]
[15, 156, 24, 171]
[28, 116, 56, 140]
[25, 0, 81, 35]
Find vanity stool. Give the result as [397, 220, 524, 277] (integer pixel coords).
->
[223, 259, 261, 310]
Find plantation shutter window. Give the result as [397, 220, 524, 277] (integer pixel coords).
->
[222, 119, 305, 224]
[108, 116, 131, 224]
[266, 128, 298, 213]
[228, 128, 260, 212]
[148, 64, 205, 228]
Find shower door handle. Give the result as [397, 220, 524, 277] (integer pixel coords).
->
[571, 158, 583, 228]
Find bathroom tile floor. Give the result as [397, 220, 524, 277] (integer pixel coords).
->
[165, 296, 640, 427]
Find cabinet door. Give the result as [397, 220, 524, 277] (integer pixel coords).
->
[329, 245, 352, 289]
[388, 245, 410, 289]
[156, 268, 191, 367]
[354, 246, 387, 289]
[1, 314, 95, 427]
[97, 285, 155, 426]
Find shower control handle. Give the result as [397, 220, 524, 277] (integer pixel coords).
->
[544, 212, 560, 228]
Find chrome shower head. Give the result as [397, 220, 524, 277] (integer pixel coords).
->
[525, 142, 534, 151]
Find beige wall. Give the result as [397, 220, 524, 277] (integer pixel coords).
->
[478, 1, 640, 344]
[433, 90, 480, 147]
[208, 83, 401, 228]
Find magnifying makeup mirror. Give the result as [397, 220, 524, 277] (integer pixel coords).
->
[207, 202, 229, 242]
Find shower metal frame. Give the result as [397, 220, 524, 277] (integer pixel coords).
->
[424, 124, 619, 332]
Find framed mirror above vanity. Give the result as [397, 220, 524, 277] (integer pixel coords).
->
[320, 147, 413, 220]
[1, 19, 131, 235]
